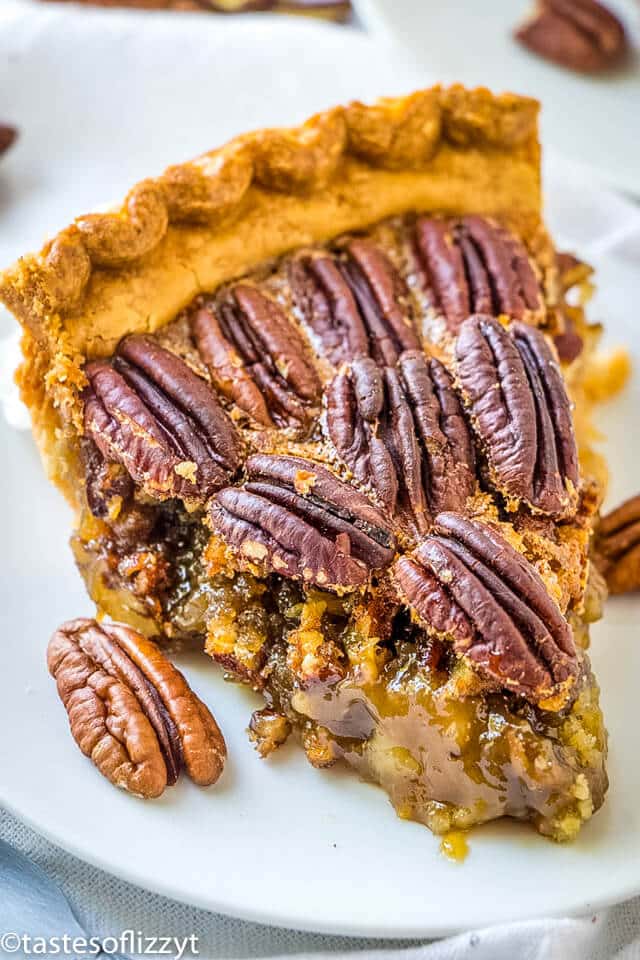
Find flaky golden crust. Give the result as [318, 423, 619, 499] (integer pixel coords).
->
[1, 85, 541, 498]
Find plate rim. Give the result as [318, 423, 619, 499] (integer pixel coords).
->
[3, 790, 640, 938]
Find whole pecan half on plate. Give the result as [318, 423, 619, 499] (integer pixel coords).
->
[595, 494, 640, 594]
[515, 0, 629, 73]
[289, 237, 419, 367]
[191, 283, 321, 429]
[415, 215, 544, 334]
[48, 618, 226, 798]
[455, 315, 580, 519]
[393, 513, 578, 706]
[325, 350, 475, 533]
[209, 453, 396, 589]
[83, 334, 243, 504]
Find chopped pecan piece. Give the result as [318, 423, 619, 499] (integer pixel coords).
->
[209, 453, 395, 589]
[393, 513, 578, 706]
[290, 237, 419, 366]
[191, 284, 321, 428]
[553, 252, 594, 363]
[554, 317, 584, 365]
[415, 215, 543, 333]
[48, 618, 226, 798]
[325, 350, 475, 532]
[557, 251, 594, 296]
[248, 707, 292, 758]
[515, 0, 629, 73]
[595, 494, 640, 594]
[83, 334, 243, 503]
[456, 315, 579, 518]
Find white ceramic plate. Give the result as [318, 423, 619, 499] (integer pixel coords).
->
[355, 0, 640, 197]
[2, 3, 640, 938]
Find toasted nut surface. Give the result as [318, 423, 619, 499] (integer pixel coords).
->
[48, 618, 226, 798]
[289, 237, 419, 367]
[415, 215, 543, 333]
[192, 284, 321, 429]
[210, 453, 395, 589]
[456, 315, 579, 519]
[325, 349, 475, 535]
[393, 513, 578, 706]
[84, 335, 243, 505]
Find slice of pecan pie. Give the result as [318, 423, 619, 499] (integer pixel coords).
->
[2, 86, 611, 842]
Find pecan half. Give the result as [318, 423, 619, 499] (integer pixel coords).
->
[209, 453, 395, 589]
[191, 284, 321, 428]
[393, 513, 578, 706]
[48, 618, 226, 798]
[456, 315, 579, 518]
[595, 494, 640, 594]
[289, 237, 419, 366]
[325, 350, 475, 532]
[415, 215, 543, 333]
[515, 0, 629, 73]
[84, 335, 243, 503]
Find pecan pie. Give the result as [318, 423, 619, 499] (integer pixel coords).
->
[2, 87, 614, 842]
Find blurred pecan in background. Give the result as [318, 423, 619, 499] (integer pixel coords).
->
[0, 125, 17, 156]
[595, 494, 640, 594]
[48, 618, 226, 798]
[515, 0, 629, 73]
[41, 0, 351, 18]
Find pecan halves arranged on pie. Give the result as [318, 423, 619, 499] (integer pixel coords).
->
[393, 513, 578, 705]
[48, 618, 226, 798]
[325, 350, 475, 532]
[415, 215, 543, 333]
[515, 0, 629, 73]
[290, 237, 419, 367]
[455, 315, 579, 518]
[191, 283, 321, 428]
[83, 334, 243, 504]
[209, 453, 396, 589]
[595, 494, 640, 594]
